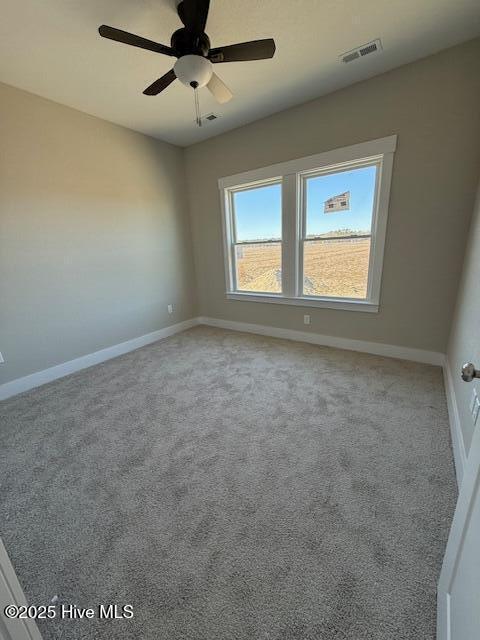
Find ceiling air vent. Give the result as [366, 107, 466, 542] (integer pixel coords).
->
[198, 113, 220, 126]
[340, 39, 382, 64]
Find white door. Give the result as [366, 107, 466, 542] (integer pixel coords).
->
[437, 419, 480, 639]
[0, 539, 42, 640]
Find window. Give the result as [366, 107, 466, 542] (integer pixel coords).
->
[220, 136, 396, 312]
[301, 164, 376, 299]
[231, 181, 282, 293]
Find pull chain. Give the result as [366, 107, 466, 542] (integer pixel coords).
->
[194, 86, 202, 127]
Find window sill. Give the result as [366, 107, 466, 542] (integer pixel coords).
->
[226, 292, 379, 313]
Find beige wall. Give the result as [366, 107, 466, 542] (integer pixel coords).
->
[0, 82, 196, 384]
[447, 181, 480, 454]
[185, 38, 480, 353]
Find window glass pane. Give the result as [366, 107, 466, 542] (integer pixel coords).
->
[303, 164, 376, 299]
[303, 237, 371, 299]
[305, 165, 377, 238]
[235, 242, 282, 293]
[233, 183, 281, 242]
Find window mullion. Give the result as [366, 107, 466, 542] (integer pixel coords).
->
[297, 175, 307, 298]
[281, 173, 297, 298]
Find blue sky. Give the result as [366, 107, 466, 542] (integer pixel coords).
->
[234, 184, 282, 241]
[233, 165, 376, 241]
[306, 165, 376, 236]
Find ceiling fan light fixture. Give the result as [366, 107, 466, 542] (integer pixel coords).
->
[174, 54, 213, 89]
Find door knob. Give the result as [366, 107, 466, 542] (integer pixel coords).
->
[461, 362, 480, 382]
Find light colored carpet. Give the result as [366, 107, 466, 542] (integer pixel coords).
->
[0, 326, 456, 639]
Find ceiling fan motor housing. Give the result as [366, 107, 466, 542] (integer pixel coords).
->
[174, 54, 213, 88]
[171, 28, 210, 57]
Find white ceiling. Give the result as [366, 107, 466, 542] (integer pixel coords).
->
[1, 0, 479, 147]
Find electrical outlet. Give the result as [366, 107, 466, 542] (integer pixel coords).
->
[0, 351, 4, 364]
[167, 304, 173, 314]
[303, 314, 311, 325]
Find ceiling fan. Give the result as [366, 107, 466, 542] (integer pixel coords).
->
[98, 0, 276, 124]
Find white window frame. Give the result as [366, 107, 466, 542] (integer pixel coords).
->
[219, 135, 396, 313]
[225, 177, 283, 294]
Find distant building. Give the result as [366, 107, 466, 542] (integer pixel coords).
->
[324, 191, 350, 213]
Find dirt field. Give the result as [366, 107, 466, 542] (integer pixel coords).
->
[236, 238, 370, 298]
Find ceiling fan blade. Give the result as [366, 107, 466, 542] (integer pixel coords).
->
[98, 25, 175, 57]
[143, 69, 177, 96]
[209, 39, 276, 63]
[177, 0, 210, 33]
[206, 73, 233, 104]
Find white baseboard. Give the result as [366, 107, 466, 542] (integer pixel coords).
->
[0, 318, 200, 402]
[198, 316, 445, 366]
[443, 359, 467, 486]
